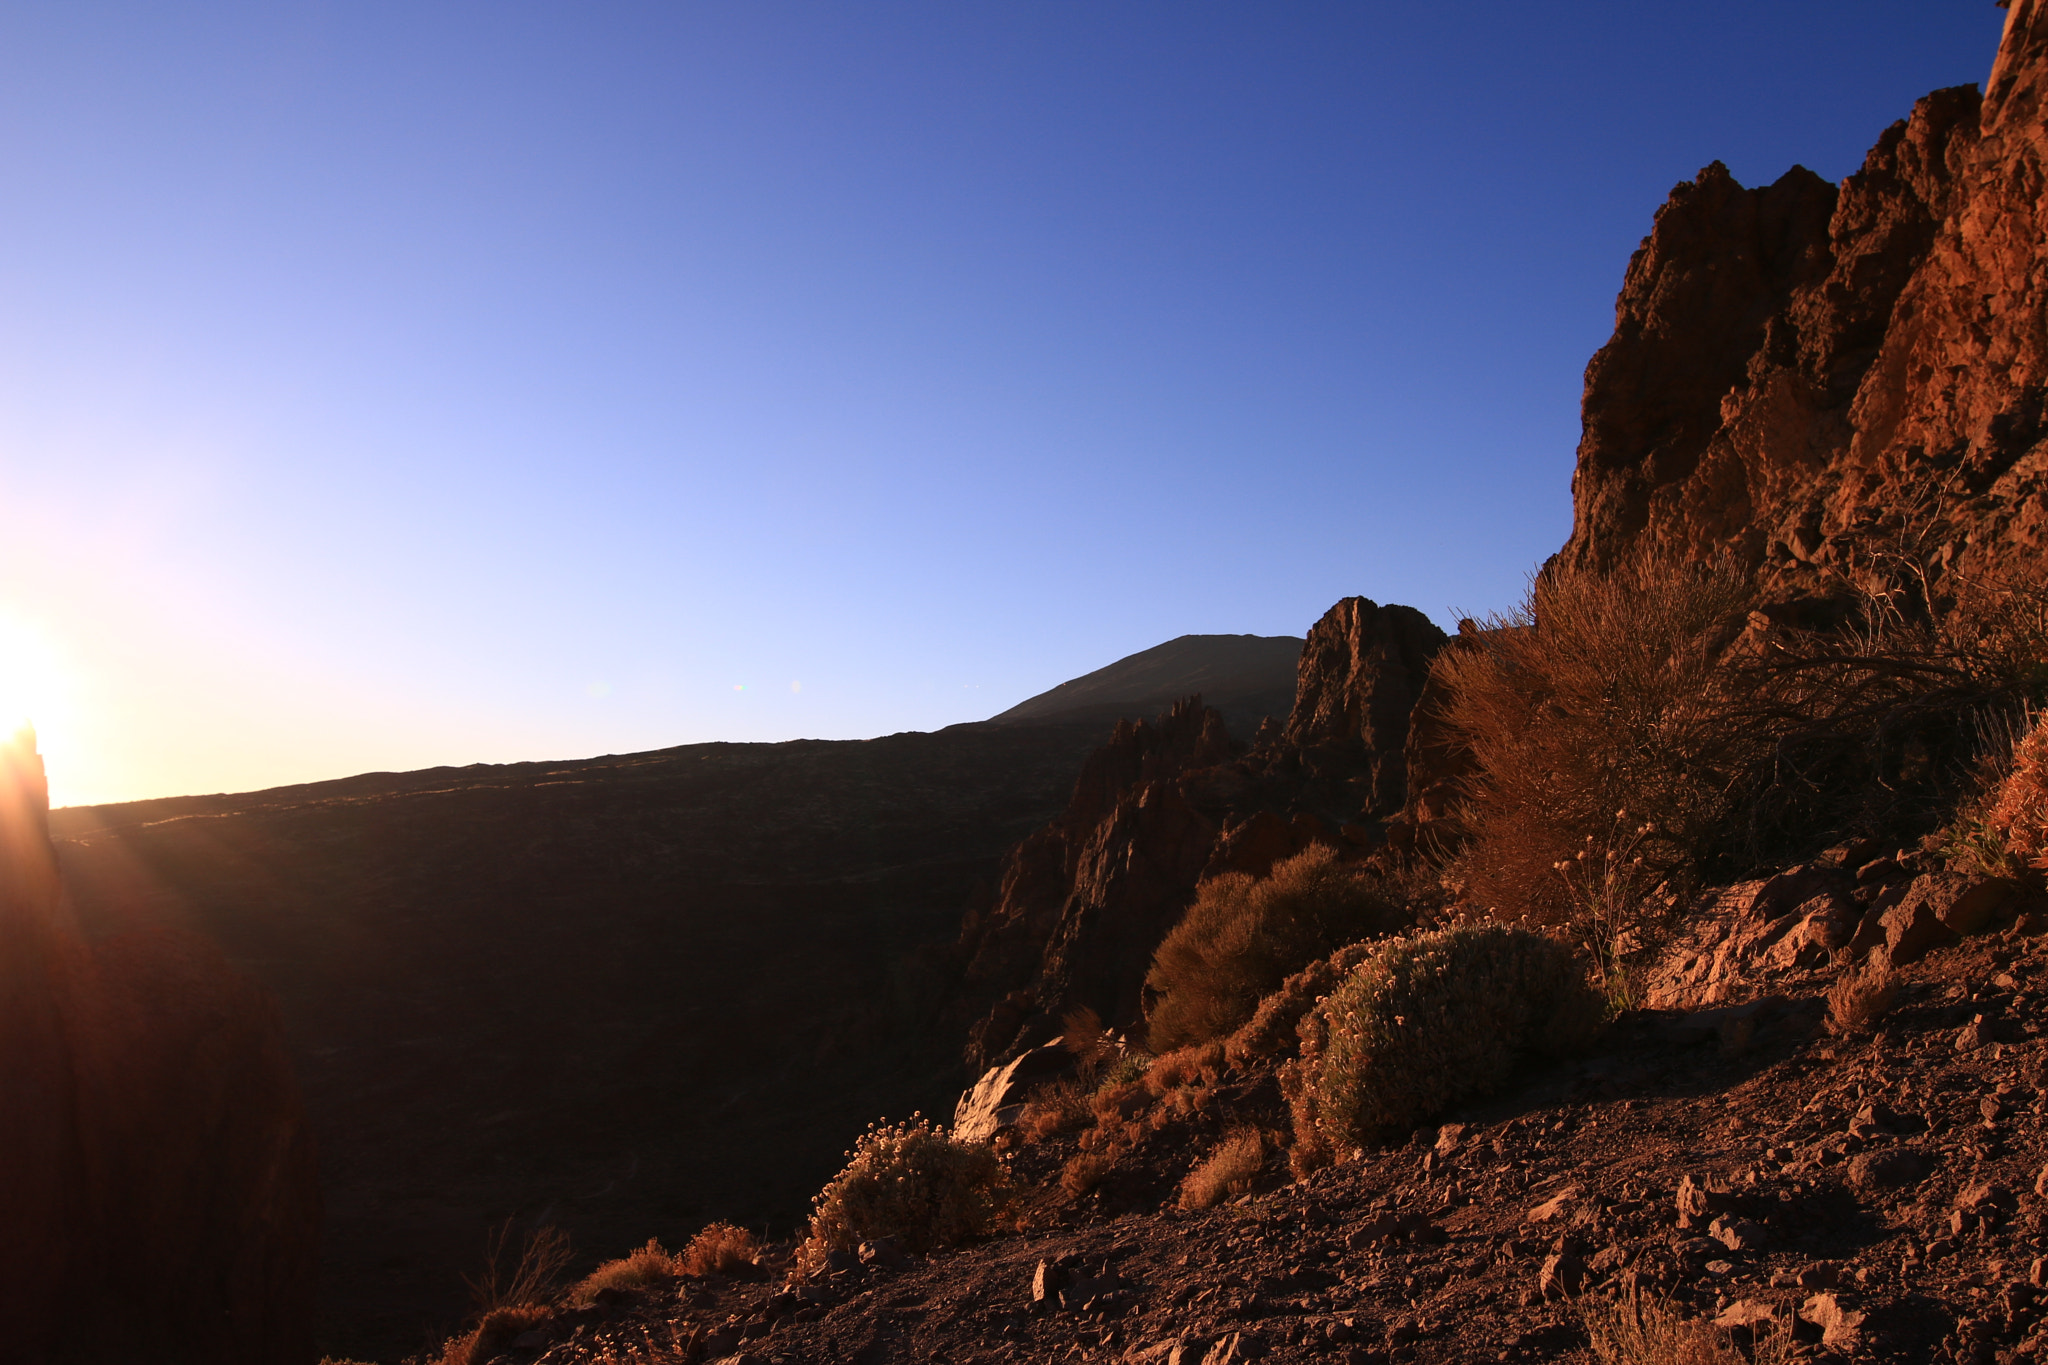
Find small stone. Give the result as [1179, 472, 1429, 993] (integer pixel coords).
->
[1031, 1259, 1065, 1304]
[1435, 1123, 1468, 1156]
[1713, 1299, 1779, 1330]
[1704, 1260, 1734, 1277]
[1957, 1015, 1996, 1051]
[1206, 1331, 1268, 1364]
[1709, 1215, 1766, 1252]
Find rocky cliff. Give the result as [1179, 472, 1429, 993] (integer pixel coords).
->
[1558, 0, 2048, 598]
[954, 599, 1445, 1068]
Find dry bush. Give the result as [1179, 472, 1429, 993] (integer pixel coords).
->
[1827, 960, 1902, 1034]
[1088, 1080, 1148, 1129]
[464, 1220, 574, 1314]
[1284, 923, 1602, 1166]
[1731, 558, 2048, 862]
[1435, 553, 2048, 975]
[794, 1118, 1010, 1274]
[1060, 1005, 1118, 1070]
[1060, 1151, 1113, 1198]
[1019, 1075, 1094, 1141]
[1145, 845, 1410, 1053]
[1223, 940, 1379, 1069]
[1436, 566, 1753, 931]
[1583, 1289, 1791, 1365]
[434, 1305, 553, 1365]
[1986, 711, 2048, 874]
[1178, 1127, 1266, 1210]
[679, 1222, 760, 1277]
[1143, 1040, 1225, 1094]
[567, 1239, 687, 1305]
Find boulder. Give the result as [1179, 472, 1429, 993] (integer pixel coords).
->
[953, 1039, 1072, 1142]
[1800, 1293, 1869, 1351]
[1880, 889, 1961, 966]
[1713, 1299, 1781, 1331]
[1848, 1148, 1929, 1190]
[1539, 1251, 1586, 1299]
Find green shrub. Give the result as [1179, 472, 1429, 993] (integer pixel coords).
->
[1283, 922, 1601, 1165]
[794, 1118, 1010, 1274]
[1145, 845, 1408, 1053]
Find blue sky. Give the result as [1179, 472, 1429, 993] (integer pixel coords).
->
[0, 1, 2009, 805]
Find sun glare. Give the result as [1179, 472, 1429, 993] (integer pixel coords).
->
[0, 614, 74, 749]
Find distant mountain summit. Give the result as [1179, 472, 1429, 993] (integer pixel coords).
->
[988, 633, 1304, 738]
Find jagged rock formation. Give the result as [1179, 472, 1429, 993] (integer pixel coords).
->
[0, 729, 319, 1365]
[1558, 0, 2048, 596]
[955, 600, 1445, 1068]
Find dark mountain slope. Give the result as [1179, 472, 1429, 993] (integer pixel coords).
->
[989, 634, 1304, 740]
[48, 720, 1108, 1362]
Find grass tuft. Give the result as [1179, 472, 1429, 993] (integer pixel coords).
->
[1178, 1127, 1266, 1210]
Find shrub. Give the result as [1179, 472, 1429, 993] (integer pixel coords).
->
[1018, 1076, 1093, 1141]
[567, 1239, 683, 1305]
[1433, 566, 1753, 930]
[1827, 960, 1901, 1035]
[1178, 1128, 1267, 1210]
[1583, 1288, 1789, 1365]
[1986, 711, 2048, 874]
[433, 1305, 552, 1365]
[1142, 1040, 1225, 1094]
[1145, 845, 1409, 1053]
[1060, 1151, 1113, 1198]
[463, 1220, 573, 1314]
[1284, 923, 1601, 1164]
[1222, 940, 1379, 1069]
[795, 1118, 1010, 1274]
[680, 1221, 761, 1277]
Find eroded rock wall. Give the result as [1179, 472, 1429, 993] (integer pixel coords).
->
[1559, 1, 2048, 595]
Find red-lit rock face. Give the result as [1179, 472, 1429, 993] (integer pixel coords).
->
[1558, 2, 2048, 595]
[0, 732, 318, 1365]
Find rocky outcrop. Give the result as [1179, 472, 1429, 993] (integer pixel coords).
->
[1274, 599, 1446, 816]
[957, 698, 1233, 1068]
[955, 600, 1446, 1068]
[1558, 2, 2048, 596]
[0, 730, 319, 1364]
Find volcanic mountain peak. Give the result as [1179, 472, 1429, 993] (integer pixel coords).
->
[988, 633, 1305, 738]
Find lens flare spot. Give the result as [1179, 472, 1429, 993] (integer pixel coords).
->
[585, 680, 611, 699]
[790, 680, 801, 694]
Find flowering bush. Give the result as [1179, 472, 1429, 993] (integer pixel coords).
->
[1282, 922, 1601, 1168]
[794, 1117, 1010, 1274]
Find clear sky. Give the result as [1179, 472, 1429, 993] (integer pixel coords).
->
[0, 1, 2010, 807]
